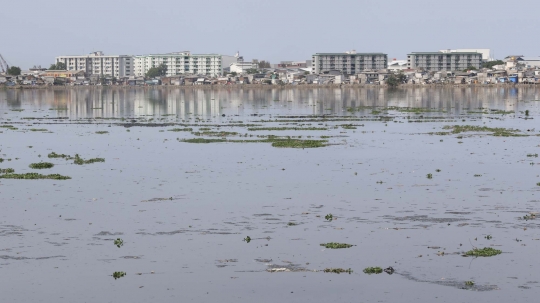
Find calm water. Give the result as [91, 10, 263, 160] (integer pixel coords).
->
[1, 87, 540, 303]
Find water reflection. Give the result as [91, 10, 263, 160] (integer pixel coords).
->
[1, 87, 539, 118]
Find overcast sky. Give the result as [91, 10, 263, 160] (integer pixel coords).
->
[3, 0, 539, 69]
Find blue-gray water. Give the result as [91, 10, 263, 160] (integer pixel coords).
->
[1, 87, 539, 302]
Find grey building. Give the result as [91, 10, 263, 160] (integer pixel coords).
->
[407, 52, 482, 71]
[312, 51, 388, 74]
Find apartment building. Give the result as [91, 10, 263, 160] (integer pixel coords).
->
[133, 52, 237, 77]
[55, 51, 133, 77]
[312, 51, 388, 74]
[407, 52, 482, 71]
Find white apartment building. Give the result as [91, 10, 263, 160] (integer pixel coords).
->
[312, 51, 388, 74]
[133, 52, 237, 77]
[407, 52, 483, 71]
[55, 51, 133, 77]
[439, 49, 493, 62]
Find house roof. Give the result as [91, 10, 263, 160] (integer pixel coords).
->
[518, 57, 540, 61]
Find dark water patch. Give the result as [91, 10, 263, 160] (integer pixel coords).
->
[385, 215, 468, 223]
[0, 255, 65, 260]
[266, 263, 314, 273]
[141, 196, 185, 202]
[398, 271, 499, 291]
[255, 258, 272, 263]
[94, 231, 124, 236]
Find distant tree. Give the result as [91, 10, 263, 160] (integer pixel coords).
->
[230, 72, 237, 77]
[49, 62, 66, 70]
[463, 66, 478, 72]
[258, 60, 271, 68]
[7, 66, 21, 76]
[146, 64, 167, 78]
[481, 60, 504, 69]
[246, 69, 259, 74]
[386, 72, 406, 88]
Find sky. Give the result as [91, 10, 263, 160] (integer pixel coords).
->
[3, 0, 539, 69]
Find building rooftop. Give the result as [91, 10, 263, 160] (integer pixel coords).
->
[408, 52, 481, 55]
[312, 53, 387, 56]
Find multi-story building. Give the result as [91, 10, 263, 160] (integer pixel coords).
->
[55, 51, 133, 78]
[439, 49, 493, 62]
[407, 52, 482, 71]
[133, 52, 236, 77]
[312, 51, 388, 74]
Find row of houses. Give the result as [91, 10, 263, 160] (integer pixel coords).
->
[2, 48, 540, 86]
[4, 65, 540, 87]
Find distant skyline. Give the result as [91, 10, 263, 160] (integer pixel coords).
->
[3, 0, 539, 69]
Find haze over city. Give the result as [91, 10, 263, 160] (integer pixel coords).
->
[4, 0, 539, 69]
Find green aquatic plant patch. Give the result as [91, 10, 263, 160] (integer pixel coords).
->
[48, 152, 73, 159]
[112, 271, 126, 280]
[95, 131, 109, 134]
[271, 139, 326, 148]
[29, 162, 54, 169]
[363, 267, 383, 274]
[247, 127, 327, 131]
[323, 268, 353, 274]
[0, 168, 15, 174]
[168, 128, 193, 132]
[182, 138, 227, 143]
[114, 238, 124, 248]
[192, 131, 238, 137]
[320, 242, 354, 249]
[442, 125, 524, 137]
[464, 247, 502, 257]
[0, 173, 71, 180]
[74, 154, 105, 165]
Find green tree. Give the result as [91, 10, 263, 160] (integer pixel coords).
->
[386, 72, 406, 88]
[258, 60, 271, 69]
[481, 60, 504, 69]
[49, 62, 66, 70]
[146, 64, 167, 78]
[7, 66, 21, 76]
[463, 66, 478, 72]
[246, 68, 259, 74]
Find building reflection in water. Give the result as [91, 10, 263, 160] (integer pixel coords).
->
[1, 86, 539, 118]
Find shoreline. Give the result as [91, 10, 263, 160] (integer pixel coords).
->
[1, 83, 538, 90]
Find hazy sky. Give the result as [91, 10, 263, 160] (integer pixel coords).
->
[3, 0, 539, 69]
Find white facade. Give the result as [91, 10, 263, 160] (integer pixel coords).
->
[439, 49, 493, 62]
[408, 52, 483, 71]
[56, 51, 133, 77]
[312, 51, 388, 74]
[229, 62, 257, 73]
[134, 52, 237, 77]
[387, 59, 408, 71]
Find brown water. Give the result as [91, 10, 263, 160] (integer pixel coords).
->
[1, 87, 539, 302]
